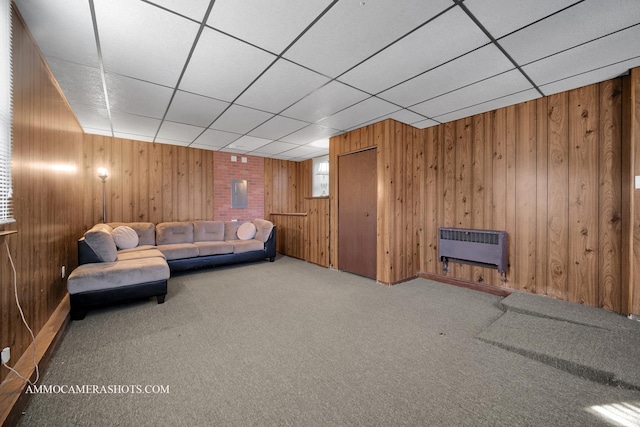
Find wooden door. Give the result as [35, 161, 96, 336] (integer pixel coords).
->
[338, 148, 377, 279]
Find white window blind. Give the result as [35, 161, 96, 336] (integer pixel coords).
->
[0, 0, 13, 224]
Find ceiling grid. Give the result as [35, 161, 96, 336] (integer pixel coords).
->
[14, 0, 640, 160]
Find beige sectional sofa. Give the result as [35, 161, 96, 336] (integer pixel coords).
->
[67, 219, 276, 319]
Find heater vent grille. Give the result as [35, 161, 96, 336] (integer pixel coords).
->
[438, 227, 508, 281]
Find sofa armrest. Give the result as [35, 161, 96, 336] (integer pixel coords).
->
[78, 237, 102, 265]
[264, 226, 276, 261]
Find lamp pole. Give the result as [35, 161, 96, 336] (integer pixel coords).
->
[97, 167, 109, 223]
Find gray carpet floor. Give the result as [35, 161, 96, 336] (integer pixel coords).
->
[17, 255, 640, 426]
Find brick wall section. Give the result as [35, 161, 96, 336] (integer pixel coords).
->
[213, 152, 265, 221]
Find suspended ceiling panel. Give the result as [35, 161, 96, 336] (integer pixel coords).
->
[14, 0, 640, 160]
[207, 0, 335, 54]
[235, 59, 330, 113]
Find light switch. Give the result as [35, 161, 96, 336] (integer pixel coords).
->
[636, 176, 640, 189]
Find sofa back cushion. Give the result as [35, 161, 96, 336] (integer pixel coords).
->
[108, 222, 156, 245]
[252, 219, 274, 243]
[84, 223, 117, 262]
[224, 221, 242, 241]
[193, 221, 225, 242]
[156, 222, 194, 245]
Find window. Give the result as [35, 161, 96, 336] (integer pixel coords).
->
[0, 0, 13, 224]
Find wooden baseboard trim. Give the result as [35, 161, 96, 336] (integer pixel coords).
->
[0, 293, 70, 427]
[417, 272, 513, 298]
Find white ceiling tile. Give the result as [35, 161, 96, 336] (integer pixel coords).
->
[412, 119, 440, 129]
[236, 59, 330, 113]
[105, 73, 173, 118]
[189, 144, 218, 151]
[72, 104, 111, 131]
[248, 116, 309, 140]
[165, 91, 230, 127]
[46, 58, 106, 108]
[434, 89, 540, 124]
[500, 0, 640, 65]
[94, 0, 199, 86]
[252, 141, 301, 156]
[113, 132, 155, 143]
[281, 145, 328, 158]
[539, 57, 640, 96]
[180, 28, 276, 101]
[524, 24, 640, 89]
[465, 0, 578, 39]
[15, 0, 99, 67]
[110, 111, 161, 137]
[210, 105, 274, 134]
[153, 139, 191, 147]
[347, 109, 427, 131]
[280, 124, 341, 145]
[146, 0, 211, 22]
[411, 69, 533, 118]
[85, 128, 114, 137]
[282, 81, 370, 123]
[228, 135, 273, 151]
[208, 0, 335, 54]
[193, 129, 242, 148]
[317, 97, 399, 130]
[339, 7, 489, 94]
[378, 44, 515, 108]
[268, 153, 297, 160]
[220, 148, 248, 154]
[284, 0, 452, 77]
[156, 122, 205, 143]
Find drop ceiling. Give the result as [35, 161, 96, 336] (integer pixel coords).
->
[14, 0, 640, 161]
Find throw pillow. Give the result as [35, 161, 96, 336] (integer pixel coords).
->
[112, 226, 139, 249]
[237, 222, 257, 240]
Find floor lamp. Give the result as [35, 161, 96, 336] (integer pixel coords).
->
[317, 162, 329, 196]
[97, 167, 109, 223]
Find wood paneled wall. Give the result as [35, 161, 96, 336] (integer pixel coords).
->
[0, 7, 84, 383]
[82, 136, 215, 227]
[264, 158, 309, 216]
[329, 120, 422, 284]
[625, 67, 640, 315]
[422, 79, 627, 313]
[305, 197, 329, 267]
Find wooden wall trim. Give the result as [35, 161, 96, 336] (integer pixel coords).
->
[418, 272, 513, 298]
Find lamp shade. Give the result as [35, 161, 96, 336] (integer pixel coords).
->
[317, 162, 329, 176]
[97, 167, 109, 181]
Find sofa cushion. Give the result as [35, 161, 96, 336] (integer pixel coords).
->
[117, 248, 166, 261]
[156, 243, 199, 260]
[252, 219, 274, 243]
[232, 239, 264, 254]
[84, 224, 117, 262]
[224, 221, 242, 241]
[108, 222, 156, 245]
[237, 222, 257, 240]
[156, 222, 194, 245]
[112, 226, 139, 249]
[67, 257, 170, 294]
[193, 221, 225, 242]
[194, 241, 234, 256]
[117, 244, 155, 254]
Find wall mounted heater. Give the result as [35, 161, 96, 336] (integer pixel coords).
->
[438, 227, 508, 281]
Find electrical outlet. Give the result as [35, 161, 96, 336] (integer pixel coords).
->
[61, 265, 66, 279]
[1, 347, 10, 364]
